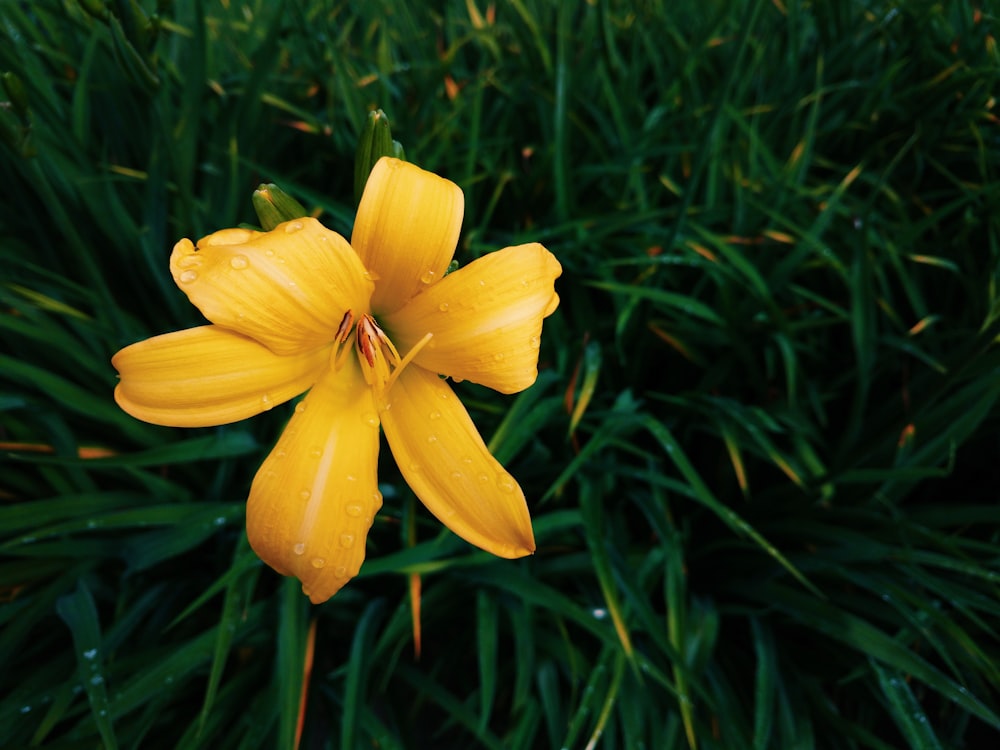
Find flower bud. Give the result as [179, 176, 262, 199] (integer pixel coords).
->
[77, 0, 109, 20]
[354, 109, 399, 206]
[252, 183, 308, 230]
[109, 13, 159, 91]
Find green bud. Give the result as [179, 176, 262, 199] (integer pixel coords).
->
[109, 13, 159, 91]
[391, 139, 405, 160]
[253, 183, 308, 231]
[77, 0, 109, 20]
[2, 72, 28, 117]
[354, 109, 399, 206]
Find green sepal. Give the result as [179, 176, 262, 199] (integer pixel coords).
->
[354, 109, 398, 206]
[252, 184, 308, 231]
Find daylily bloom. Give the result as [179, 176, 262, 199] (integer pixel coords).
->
[113, 157, 562, 603]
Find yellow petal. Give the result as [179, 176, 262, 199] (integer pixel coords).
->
[171, 218, 374, 355]
[247, 358, 382, 604]
[351, 157, 464, 315]
[381, 365, 534, 558]
[383, 244, 562, 394]
[112, 325, 329, 427]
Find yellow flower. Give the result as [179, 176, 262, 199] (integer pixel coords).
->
[112, 157, 562, 603]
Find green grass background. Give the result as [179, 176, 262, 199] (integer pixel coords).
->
[2, 0, 1000, 747]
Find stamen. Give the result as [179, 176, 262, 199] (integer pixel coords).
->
[331, 310, 355, 371]
[355, 314, 399, 393]
[384, 332, 434, 394]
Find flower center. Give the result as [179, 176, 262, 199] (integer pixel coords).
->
[331, 310, 432, 407]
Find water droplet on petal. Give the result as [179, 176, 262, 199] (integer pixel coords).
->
[450, 471, 463, 480]
[429, 410, 441, 420]
[497, 473, 516, 493]
[530, 335, 540, 349]
[265, 249, 275, 257]
[339, 534, 355, 548]
[478, 473, 489, 483]
[284, 221, 304, 233]
[334, 566, 348, 578]
[362, 411, 379, 428]
[293, 543, 306, 555]
[346, 474, 357, 482]
[493, 352, 505, 362]
[261, 394, 273, 410]
[295, 402, 307, 413]
[179, 270, 198, 284]
[427, 435, 438, 444]
[420, 270, 436, 284]
[310, 557, 325, 569]
[409, 462, 422, 473]
[462, 456, 473, 465]
[438, 302, 450, 312]
[345, 504, 363, 517]
[230, 254, 249, 270]
[310, 447, 322, 458]
[299, 489, 311, 501]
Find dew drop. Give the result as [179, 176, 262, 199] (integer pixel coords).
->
[90, 675, 104, 686]
[409, 462, 422, 473]
[530, 335, 540, 349]
[362, 411, 379, 428]
[427, 434, 438, 444]
[275, 449, 287, 458]
[213, 516, 226, 526]
[334, 565, 348, 578]
[346, 474, 357, 482]
[310, 447, 322, 458]
[521, 278, 531, 287]
[230, 254, 249, 270]
[178, 269, 198, 284]
[293, 543, 306, 555]
[299, 489, 311, 501]
[265, 249, 275, 257]
[284, 221, 304, 233]
[479, 279, 486, 287]
[339, 534, 355, 548]
[493, 352, 505, 362]
[429, 410, 441, 420]
[478, 473, 489, 483]
[82, 648, 98, 660]
[20, 705, 30, 714]
[345, 504, 363, 517]
[438, 302, 450, 312]
[420, 270, 436, 284]
[450, 471, 463, 480]
[462, 456, 473, 465]
[295, 402, 307, 414]
[497, 474, 516, 493]
[261, 394, 273, 410]
[310, 557, 326, 569]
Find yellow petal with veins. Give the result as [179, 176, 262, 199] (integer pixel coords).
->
[352, 158, 464, 316]
[381, 366, 534, 558]
[247, 358, 382, 604]
[171, 218, 373, 355]
[112, 325, 329, 427]
[384, 244, 562, 394]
